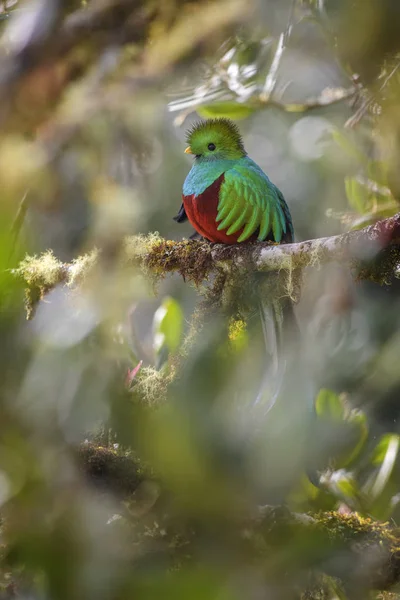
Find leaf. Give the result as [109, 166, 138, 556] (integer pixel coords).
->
[322, 469, 362, 509]
[315, 389, 345, 420]
[340, 409, 368, 467]
[197, 102, 254, 120]
[336, 474, 359, 503]
[367, 159, 389, 187]
[153, 297, 183, 355]
[349, 200, 400, 230]
[287, 473, 322, 511]
[331, 128, 367, 164]
[363, 434, 400, 519]
[370, 433, 400, 467]
[344, 176, 369, 214]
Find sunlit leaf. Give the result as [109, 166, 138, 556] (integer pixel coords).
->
[197, 101, 254, 120]
[321, 469, 362, 509]
[315, 389, 345, 420]
[336, 475, 359, 502]
[153, 296, 184, 355]
[370, 433, 400, 467]
[341, 410, 368, 467]
[287, 473, 327, 512]
[363, 434, 400, 519]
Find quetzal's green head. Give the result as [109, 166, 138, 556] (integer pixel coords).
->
[185, 118, 247, 161]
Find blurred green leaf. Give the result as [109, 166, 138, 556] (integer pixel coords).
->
[134, 568, 237, 600]
[315, 389, 345, 420]
[153, 296, 183, 355]
[336, 474, 359, 503]
[331, 129, 367, 164]
[363, 434, 400, 519]
[288, 473, 329, 512]
[350, 199, 399, 229]
[341, 410, 369, 467]
[322, 469, 362, 509]
[370, 433, 400, 466]
[313, 392, 369, 473]
[197, 102, 254, 120]
[345, 176, 369, 214]
[367, 160, 389, 187]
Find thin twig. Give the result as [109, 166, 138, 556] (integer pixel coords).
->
[346, 61, 400, 128]
[260, 32, 285, 101]
[168, 85, 357, 117]
[260, 0, 296, 101]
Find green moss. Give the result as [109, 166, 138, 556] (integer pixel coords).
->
[14, 251, 68, 319]
[354, 246, 400, 286]
[301, 574, 345, 600]
[228, 317, 247, 342]
[134, 365, 176, 406]
[314, 511, 397, 546]
[124, 234, 214, 286]
[313, 511, 400, 589]
[15, 250, 66, 289]
[76, 442, 144, 496]
[11, 236, 301, 321]
[13, 249, 99, 319]
[68, 249, 98, 287]
[24, 285, 42, 321]
[257, 508, 400, 595]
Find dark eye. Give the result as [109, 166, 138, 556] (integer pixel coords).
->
[208, 143, 216, 151]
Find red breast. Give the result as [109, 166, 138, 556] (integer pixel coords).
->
[183, 174, 249, 244]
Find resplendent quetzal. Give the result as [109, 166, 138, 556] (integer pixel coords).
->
[174, 118, 317, 497]
[174, 118, 297, 411]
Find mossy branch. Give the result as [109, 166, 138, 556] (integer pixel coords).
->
[76, 444, 400, 597]
[76, 442, 145, 498]
[13, 213, 400, 318]
[129, 213, 400, 286]
[256, 506, 400, 596]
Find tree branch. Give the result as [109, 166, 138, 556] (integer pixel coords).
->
[76, 442, 144, 497]
[255, 506, 400, 596]
[209, 211, 400, 275]
[13, 213, 400, 318]
[0, 0, 246, 134]
[128, 213, 400, 287]
[76, 443, 400, 597]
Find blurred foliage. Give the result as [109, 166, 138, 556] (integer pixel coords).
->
[1, 0, 400, 599]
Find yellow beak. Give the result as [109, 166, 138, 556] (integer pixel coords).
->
[184, 146, 193, 154]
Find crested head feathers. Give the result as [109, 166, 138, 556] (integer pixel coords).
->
[186, 118, 244, 148]
[185, 118, 246, 160]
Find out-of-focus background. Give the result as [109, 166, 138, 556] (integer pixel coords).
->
[1, 0, 400, 598]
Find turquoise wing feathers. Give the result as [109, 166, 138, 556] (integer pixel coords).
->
[216, 160, 294, 243]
